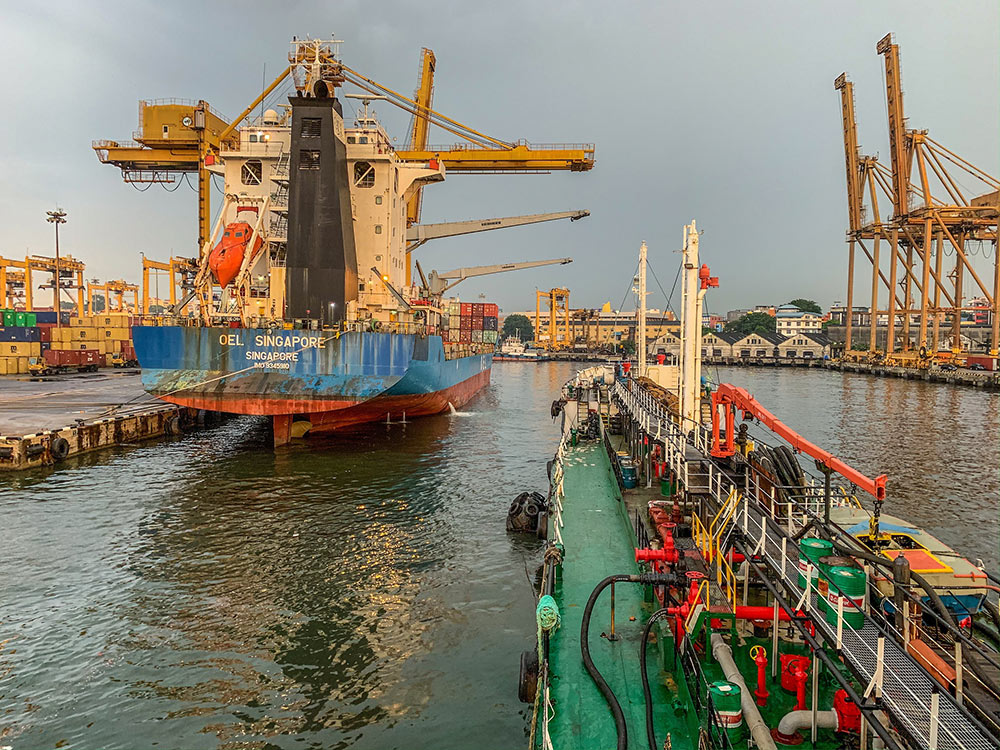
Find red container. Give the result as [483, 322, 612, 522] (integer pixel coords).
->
[473, 303, 484, 315]
[485, 303, 498, 317]
[461, 303, 473, 316]
[460, 316, 472, 330]
[473, 318, 483, 330]
[38, 326, 52, 342]
[460, 329, 472, 343]
[966, 355, 996, 371]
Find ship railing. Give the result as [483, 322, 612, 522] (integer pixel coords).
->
[732, 491, 999, 750]
[618, 377, 1000, 749]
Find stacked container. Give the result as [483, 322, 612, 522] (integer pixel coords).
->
[0, 311, 134, 375]
[439, 300, 500, 350]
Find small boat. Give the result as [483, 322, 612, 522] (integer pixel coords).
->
[208, 221, 262, 288]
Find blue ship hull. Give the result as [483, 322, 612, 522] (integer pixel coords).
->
[132, 326, 491, 433]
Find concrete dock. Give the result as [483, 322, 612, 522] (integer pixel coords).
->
[0, 370, 214, 471]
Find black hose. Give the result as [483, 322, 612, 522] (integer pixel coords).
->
[640, 608, 674, 750]
[581, 573, 676, 750]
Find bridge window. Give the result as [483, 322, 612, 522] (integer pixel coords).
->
[299, 150, 320, 170]
[375, 195, 382, 205]
[241, 160, 263, 185]
[347, 136, 356, 144]
[354, 161, 375, 188]
[249, 134, 258, 143]
[375, 225, 383, 234]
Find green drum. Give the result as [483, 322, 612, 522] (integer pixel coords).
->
[816, 555, 856, 613]
[660, 476, 676, 497]
[708, 681, 744, 743]
[620, 460, 638, 489]
[825, 566, 867, 629]
[797, 538, 833, 589]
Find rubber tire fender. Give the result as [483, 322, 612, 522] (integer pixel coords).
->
[166, 415, 182, 436]
[518, 648, 539, 703]
[536, 510, 549, 539]
[50, 436, 70, 462]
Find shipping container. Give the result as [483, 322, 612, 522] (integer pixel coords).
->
[0, 327, 40, 342]
[966, 355, 996, 371]
[485, 303, 498, 317]
[76, 327, 98, 340]
[484, 317, 498, 331]
[4, 342, 32, 356]
[472, 330, 483, 343]
[2, 310, 14, 327]
[472, 317, 483, 330]
[460, 329, 472, 343]
[460, 316, 472, 330]
[461, 303, 473, 316]
[38, 326, 51, 343]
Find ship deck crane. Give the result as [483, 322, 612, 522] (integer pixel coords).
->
[426, 258, 572, 295]
[0, 257, 27, 309]
[406, 210, 589, 251]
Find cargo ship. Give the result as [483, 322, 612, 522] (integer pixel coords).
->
[122, 39, 589, 445]
[516, 224, 1000, 750]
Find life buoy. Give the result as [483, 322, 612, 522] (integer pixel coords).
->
[50, 436, 70, 461]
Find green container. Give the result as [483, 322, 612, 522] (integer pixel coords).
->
[25, 312, 36, 327]
[620, 460, 638, 489]
[570, 427, 578, 446]
[825, 566, 867, 629]
[14, 312, 27, 327]
[708, 680, 744, 742]
[660, 476, 676, 496]
[817, 555, 856, 613]
[2, 310, 13, 327]
[797, 538, 833, 589]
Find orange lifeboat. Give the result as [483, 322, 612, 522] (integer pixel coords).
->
[209, 221, 262, 288]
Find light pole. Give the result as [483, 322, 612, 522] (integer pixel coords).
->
[46, 208, 67, 325]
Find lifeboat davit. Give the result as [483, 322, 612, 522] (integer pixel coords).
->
[209, 221, 262, 288]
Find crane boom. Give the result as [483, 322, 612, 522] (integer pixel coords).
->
[834, 74, 863, 234]
[877, 33, 910, 218]
[427, 257, 572, 294]
[406, 210, 589, 246]
[710, 383, 887, 500]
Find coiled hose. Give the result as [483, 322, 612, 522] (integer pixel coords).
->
[581, 573, 675, 750]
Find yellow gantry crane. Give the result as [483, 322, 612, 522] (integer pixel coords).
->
[87, 279, 139, 315]
[535, 288, 571, 350]
[141, 255, 199, 315]
[94, 41, 594, 262]
[836, 34, 1000, 363]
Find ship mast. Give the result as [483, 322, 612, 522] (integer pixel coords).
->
[680, 220, 700, 429]
[637, 241, 648, 378]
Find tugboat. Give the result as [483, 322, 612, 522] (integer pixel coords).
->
[518, 222, 1000, 750]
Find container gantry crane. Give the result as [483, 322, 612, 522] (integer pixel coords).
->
[94, 41, 595, 267]
[836, 34, 999, 364]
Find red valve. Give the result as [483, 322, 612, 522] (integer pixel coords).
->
[751, 645, 769, 707]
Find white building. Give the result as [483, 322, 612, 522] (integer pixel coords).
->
[775, 304, 823, 337]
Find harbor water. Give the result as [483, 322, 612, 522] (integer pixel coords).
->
[1, 363, 996, 748]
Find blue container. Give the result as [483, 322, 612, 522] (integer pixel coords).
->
[41, 342, 51, 351]
[0, 326, 39, 342]
[620, 459, 638, 489]
[34, 311, 58, 324]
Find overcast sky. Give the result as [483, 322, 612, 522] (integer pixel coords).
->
[2, 1, 997, 316]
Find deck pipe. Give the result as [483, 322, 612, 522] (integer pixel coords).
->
[710, 633, 778, 750]
[581, 573, 678, 750]
[775, 709, 838, 744]
[732, 538, 906, 750]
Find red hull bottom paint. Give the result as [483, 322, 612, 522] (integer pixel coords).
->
[305, 368, 491, 432]
[170, 369, 490, 446]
